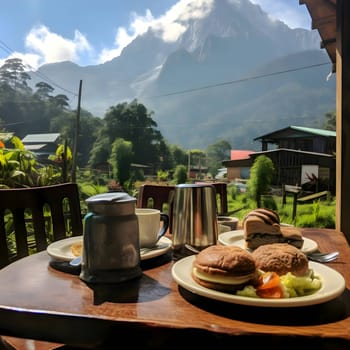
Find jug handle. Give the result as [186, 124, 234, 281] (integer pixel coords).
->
[158, 213, 170, 240]
[82, 212, 94, 262]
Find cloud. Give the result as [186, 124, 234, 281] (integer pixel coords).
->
[23, 25, 93, 69]
[99, 0, 214, 64]
[98, 9, 156, 63]
[250, 0, 311, 29]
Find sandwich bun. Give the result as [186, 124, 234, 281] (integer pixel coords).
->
[252, 243, 309, 276]
[192, 245, 257, 292]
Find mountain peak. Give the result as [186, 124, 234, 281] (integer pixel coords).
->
[30, 0, 333, 150]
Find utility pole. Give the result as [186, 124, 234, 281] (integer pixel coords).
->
[72, 80, 82, 183]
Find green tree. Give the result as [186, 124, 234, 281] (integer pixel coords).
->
[50, 94, 70, 109]
[88, 137, 111, 170]
[0, 58, 31, 93]
[206, 140, 232, 177]
[34, 82, 54, 100]
[173, 164, 188, 184]
[170, 144, 188, 166]
[247, 155, 275, 207]
[0, 58, 74, 137]
[96, 99, 164, 168]
[158, 140, 174, 171]
[109, 138, 134, 188]
[189, 149, 206, 179]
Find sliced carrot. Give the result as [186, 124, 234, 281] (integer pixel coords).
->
[256, 272, 284, 298]
[256, 286, 284, 298]
[257, 272, 280, 289]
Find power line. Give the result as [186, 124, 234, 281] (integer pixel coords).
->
[150, 62, 332, 98]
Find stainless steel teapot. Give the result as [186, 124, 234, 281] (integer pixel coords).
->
[80, 191, 142, 283]
[171, 183, 218, 260]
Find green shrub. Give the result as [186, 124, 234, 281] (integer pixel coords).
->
[173, 165, 187, 184]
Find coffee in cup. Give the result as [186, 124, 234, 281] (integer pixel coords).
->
[135, 208, 169, 248]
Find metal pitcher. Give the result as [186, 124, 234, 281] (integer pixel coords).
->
[171, 183, 218, 260]
[80, 191, 142, 284]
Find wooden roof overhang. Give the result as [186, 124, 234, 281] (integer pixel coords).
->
[300, 0, 336, 71]
[300, 1, 350, 242]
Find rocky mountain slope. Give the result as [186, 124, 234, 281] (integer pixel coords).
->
[30, 0, 335, 150]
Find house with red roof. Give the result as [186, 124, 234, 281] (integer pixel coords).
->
[222, 150, 255, 181]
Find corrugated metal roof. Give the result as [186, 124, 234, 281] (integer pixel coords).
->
[22, 133, 60, 143]
[24, 144, 47, 151]
[289, 126, 336, 137]
[254, 125, 336, 141]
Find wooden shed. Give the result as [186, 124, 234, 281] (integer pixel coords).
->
[254, 126, 336, 155]
[250, 148, 335, 193]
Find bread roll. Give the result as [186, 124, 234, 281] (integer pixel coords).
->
[252, 243, 309, 276]
[192, 245, 257, 292]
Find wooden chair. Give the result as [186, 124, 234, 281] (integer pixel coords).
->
[195, 181, 228, 215]
[136, 184, 175, 213]
[0, 183, 84, 350]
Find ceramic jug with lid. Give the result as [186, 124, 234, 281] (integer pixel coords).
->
[171, 183, 218, 260]
[80, 191, 142, 284]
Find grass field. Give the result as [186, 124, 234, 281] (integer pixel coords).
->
[226, 184, 335, 229]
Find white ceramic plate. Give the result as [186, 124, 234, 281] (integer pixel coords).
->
[47, 236, 172, 262]
[218, 229, 318, 255]
[171, 255, 345, 307]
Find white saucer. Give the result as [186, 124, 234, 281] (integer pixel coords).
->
[47, 236, 172, 262]
[140, 236, 172, 260]
[218, 229, 318, 254]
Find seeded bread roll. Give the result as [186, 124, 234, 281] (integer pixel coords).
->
[252, 243, 309, 276]
[243, 208, 304, 250]
[191, 245, 257, 292]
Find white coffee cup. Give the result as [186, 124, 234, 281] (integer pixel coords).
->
[135, 208, 169, 248]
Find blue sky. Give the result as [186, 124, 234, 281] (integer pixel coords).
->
[0, 0, 312, 70]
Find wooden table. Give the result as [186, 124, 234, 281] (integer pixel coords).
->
[0, 228, 350, 349]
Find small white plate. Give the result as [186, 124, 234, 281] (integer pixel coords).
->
[171, 255, 345, 307]
[47, 236, 172, 262]
[218, 229, 318, 255]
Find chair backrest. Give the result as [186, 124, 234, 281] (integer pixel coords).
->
[137, 184, 175, 213]
[195, 181, 228, 215]
[0, 183, 83, 268]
